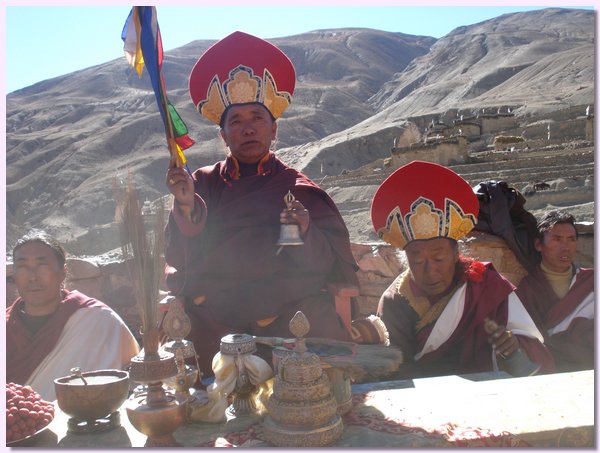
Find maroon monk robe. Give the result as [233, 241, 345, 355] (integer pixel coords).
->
[516, 266, 594, 370]
[164, 152, 359, 375]
[6, 290, 107, 385]
[379, 260, 555, 378]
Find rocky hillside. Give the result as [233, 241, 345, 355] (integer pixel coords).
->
[6, 8, 595, 256]
[277, 8, 594, 175]
[322, 141, 595, 244]
[371, 8, 594, 115]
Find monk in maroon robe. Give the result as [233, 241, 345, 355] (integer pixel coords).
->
[379, 253, 556, 378]
[165, 152, 358, 375]
[163, 32, 358, 377]
[371, 161, 555, 379]
[7, 231, 139, 400]
[516, 211, 594, 371]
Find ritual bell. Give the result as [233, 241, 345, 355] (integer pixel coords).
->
[501, 348, 541, 377]
[484, 317, 541, 377]
[276, 191, 304, 246]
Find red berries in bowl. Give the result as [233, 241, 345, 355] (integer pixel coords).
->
[6, 382, 54, 444]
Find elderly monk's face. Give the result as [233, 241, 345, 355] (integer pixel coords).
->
[405, 237, 458, 297]
[13, 241, 66, 316]
[220, 103, 277, 165]
[535, 222, 578, 273]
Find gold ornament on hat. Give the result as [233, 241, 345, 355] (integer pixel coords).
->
[198, 66, 292, 125]
[379, 196, 476, 249]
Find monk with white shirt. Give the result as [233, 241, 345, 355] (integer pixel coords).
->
[516, 211, 594, 371]
[6, 231, 140, 400]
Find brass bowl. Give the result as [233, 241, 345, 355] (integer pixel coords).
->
[54, 370, 130, 422]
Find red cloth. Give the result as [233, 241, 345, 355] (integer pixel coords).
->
[6, 290, 107, 384]
[196, 391, 532, 448]
[379, 260, 555, 377]
[516, 266, 594, 370]
[164, 152, 358, 375]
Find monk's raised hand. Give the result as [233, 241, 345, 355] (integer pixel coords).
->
[166, 155, 195, 219]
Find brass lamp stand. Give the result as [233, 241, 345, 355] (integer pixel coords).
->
[125, 327, 186, 447]
[116, 181, 186, 446]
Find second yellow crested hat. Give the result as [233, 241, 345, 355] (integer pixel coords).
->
[371, 160, 480, 249]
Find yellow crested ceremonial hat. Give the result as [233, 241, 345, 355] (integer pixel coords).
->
[188, 31, 296, 125]
[371, 161, 480, 249]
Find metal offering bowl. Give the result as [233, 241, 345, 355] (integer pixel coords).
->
[125, 393, 186, 447]
[54, 369, 130, 422]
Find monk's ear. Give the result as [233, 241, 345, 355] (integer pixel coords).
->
[219, 129, 231, 150]
[452, 241, 459, 262]
[534, 237, 542, 252]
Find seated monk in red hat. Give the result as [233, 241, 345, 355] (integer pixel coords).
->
[164, 31, 358, 377]
[371, 161, 555, 378]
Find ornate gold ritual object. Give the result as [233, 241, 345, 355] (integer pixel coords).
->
[276, 190, 304, 246]
[219, 333, 261, 416]
[125, 328, 185, 447]
[262, 311, 344, 447]
[161, 296, 209, 419]
[269, 340, 353, 416]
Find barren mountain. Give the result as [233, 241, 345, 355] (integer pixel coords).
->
[372, 8, 594, 114]
[5, 8, 595, 255]
[278, 8, 594, 174]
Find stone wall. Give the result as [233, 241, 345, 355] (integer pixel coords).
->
[6, 227, 593, 336]
[522, 118, 588, 142]
[585, 115, 594, 141]
[479, 114, 517, 135]
[453, 121, 481, 139]
[390, 135, 468, 168]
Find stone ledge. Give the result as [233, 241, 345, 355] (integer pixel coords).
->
[5, 228, 593, 339]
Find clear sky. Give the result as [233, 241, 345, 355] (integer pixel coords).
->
[3, 3, 595, 94]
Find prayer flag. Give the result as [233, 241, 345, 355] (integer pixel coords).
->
[121, 6, 194, 168]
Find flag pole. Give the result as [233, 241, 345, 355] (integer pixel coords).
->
[159, 78, 191, 175]
[152, 11, 192, 177]
[122, 6, 194, 177]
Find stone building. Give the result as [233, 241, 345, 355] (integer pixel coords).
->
[477, 111, 517, 136]
[389, 135, 468, 169]
[452, 117, 481, 139]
